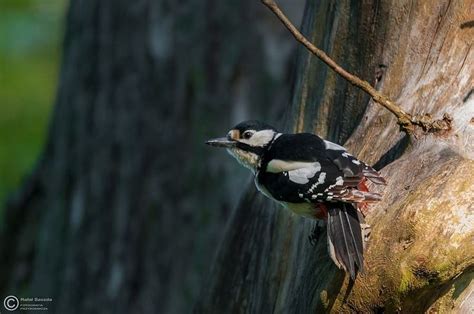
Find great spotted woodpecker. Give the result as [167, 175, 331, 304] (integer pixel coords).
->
[206, 120, 386, 279]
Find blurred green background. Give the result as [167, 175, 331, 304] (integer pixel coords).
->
[0, 0, 65, 208]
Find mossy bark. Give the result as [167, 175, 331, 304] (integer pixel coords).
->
[196, 0, 473, 313]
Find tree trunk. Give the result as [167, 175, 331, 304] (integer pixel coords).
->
[196, 1, 473, 313]
[0, 1, 303, 313]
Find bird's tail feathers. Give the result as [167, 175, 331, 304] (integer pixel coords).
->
[362, 166, 386, 185]
[327, 203, 365, 279]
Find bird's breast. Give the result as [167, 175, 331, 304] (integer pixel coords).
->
[254, 173, 323, 220]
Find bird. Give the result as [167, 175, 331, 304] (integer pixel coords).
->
[206, 120, 386, 279]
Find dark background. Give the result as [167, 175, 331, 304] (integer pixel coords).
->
[2, 1, 472, 313]
[0, 0, 304, 313]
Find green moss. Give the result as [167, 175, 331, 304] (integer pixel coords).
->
[0, 1, 64, 219]
[320, 290, 329, 309]
[433, 261, 454, 277]
[399, 262, 415, 293]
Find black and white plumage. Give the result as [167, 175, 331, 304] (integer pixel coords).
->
[206, 120, 386, 279]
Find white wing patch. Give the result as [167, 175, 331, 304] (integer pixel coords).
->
[281, 162, 321, 184]
[266, 160, 321, 173]
[324, 140, 346, 151]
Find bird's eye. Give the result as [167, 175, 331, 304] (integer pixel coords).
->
[242, 131, 253, 139]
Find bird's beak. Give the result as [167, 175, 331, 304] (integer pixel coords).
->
[205, 137, 237, 148]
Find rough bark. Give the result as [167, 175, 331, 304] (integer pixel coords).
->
[196, 1, 473, 313]
[0, 1, 303, 313]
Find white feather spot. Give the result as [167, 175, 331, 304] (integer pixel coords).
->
[287, 163, 321, 184]
[335, 176, 344, 186]
[307, 172, 326, 193]
[342, 152, 350, 157]
[352, 159, 361, 165]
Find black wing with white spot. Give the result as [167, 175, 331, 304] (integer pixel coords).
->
[325, 148, 386, 186]
[258, 133, 385, 204]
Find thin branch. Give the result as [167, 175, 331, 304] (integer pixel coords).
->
[261, 0, 452, 134]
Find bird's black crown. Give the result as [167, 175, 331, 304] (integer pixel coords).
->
[233, 120, 277, 133]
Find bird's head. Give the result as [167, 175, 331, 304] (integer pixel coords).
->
[206, 120, 279, 173]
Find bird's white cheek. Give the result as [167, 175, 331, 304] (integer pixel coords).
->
[240, 130, 276, 147]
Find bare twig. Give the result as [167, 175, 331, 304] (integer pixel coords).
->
[261, 0, 452, 134]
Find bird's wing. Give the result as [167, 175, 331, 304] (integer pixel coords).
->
[260, 133, 385, 203]
[324, 147, 386, 186]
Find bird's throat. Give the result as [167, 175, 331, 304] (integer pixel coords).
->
[227, 148, 260, 173]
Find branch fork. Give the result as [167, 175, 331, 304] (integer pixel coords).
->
[261, 0, 452, 135]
